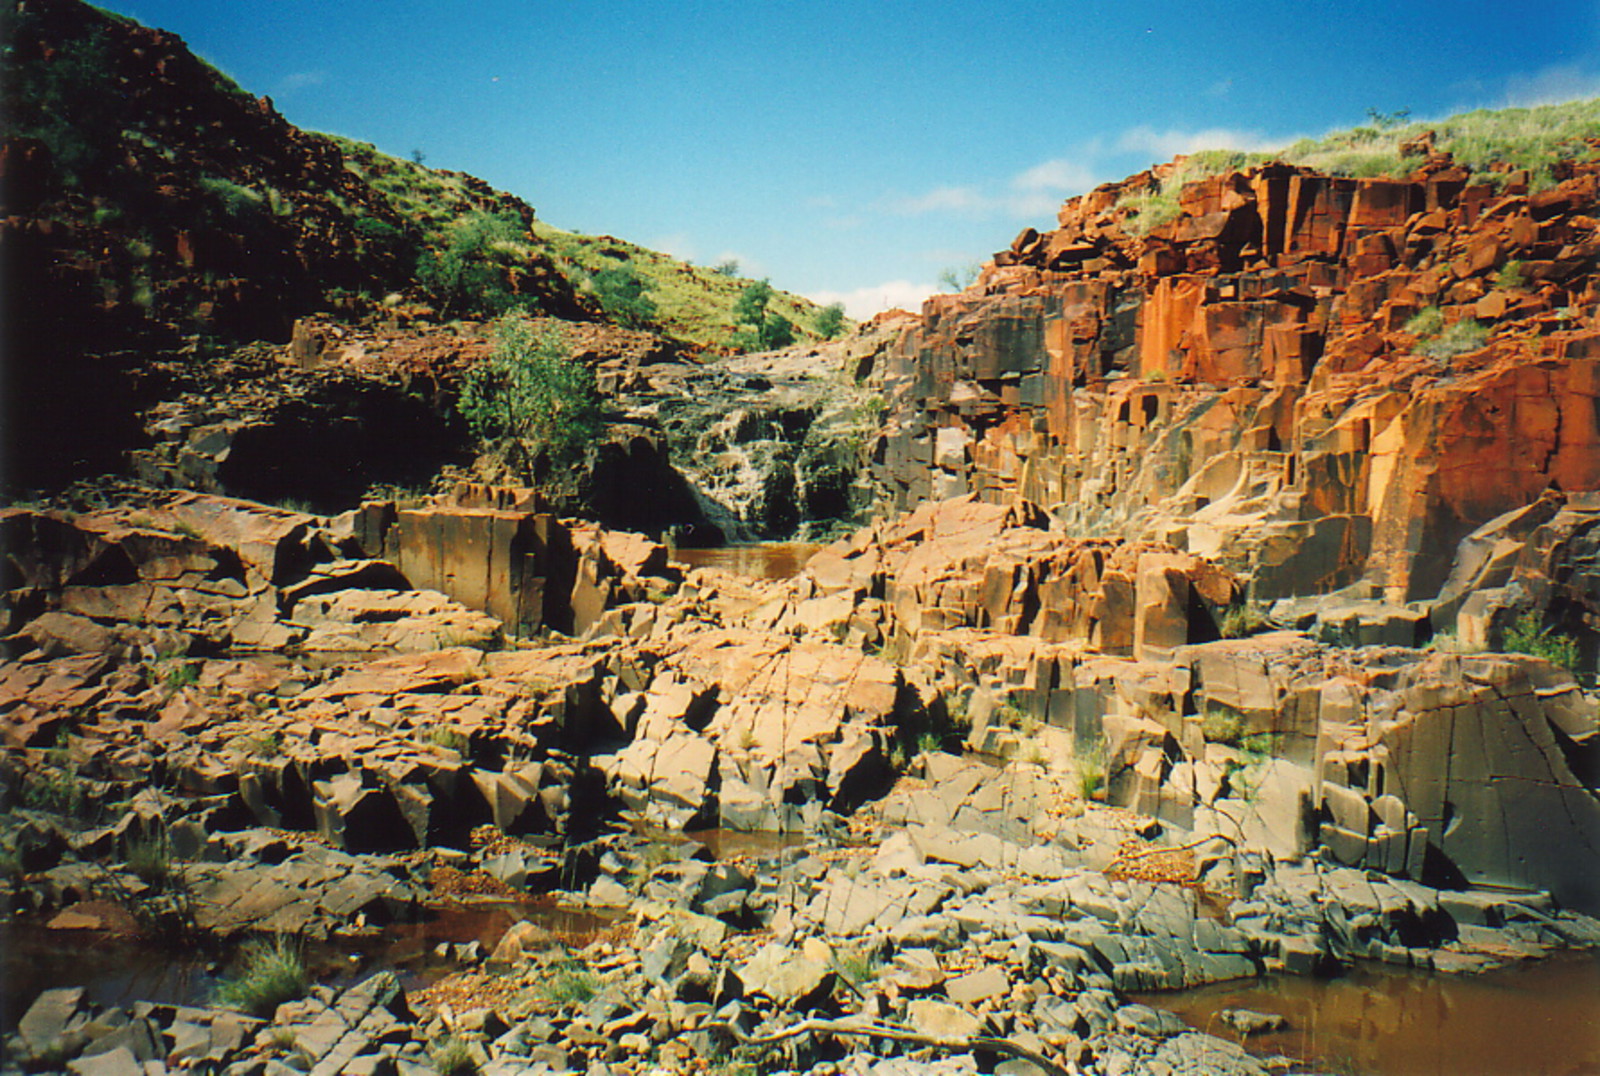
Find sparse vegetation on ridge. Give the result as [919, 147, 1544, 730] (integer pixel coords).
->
[1111, 99, 1600, 240]
[531, 221, 849, 349]
[1134, 98, 1600, 192]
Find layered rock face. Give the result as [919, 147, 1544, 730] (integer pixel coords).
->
[10, 487, 1591, 911]
[791, 494, 1600, 912]
[871, 153, 1600, 605]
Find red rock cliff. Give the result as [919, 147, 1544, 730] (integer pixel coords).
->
[871, 150, 1600, 602]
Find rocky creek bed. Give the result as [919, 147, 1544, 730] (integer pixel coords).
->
[2, 494, 1598, 1075]
[6, 805, 1599, 1076]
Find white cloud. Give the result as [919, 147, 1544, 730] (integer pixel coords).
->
[807, 280, 939, 320]
[888, 156, 1103, 222]
[1503, 63, 1600, 106]
[1114, 124, 1282, 159]
[1011, 157, 1100, 193]
[1204, 78, 1234, 99]
[649, 232, 698, 262]
[277, 71, 326, 94]
[889, 186, 992, 215]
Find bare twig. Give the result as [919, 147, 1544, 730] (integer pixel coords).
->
[1111, 832, 1238, 863]
[718, 1014, 1080, 1076]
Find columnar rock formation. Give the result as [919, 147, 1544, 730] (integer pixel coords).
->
[870, 153, 1600, 607]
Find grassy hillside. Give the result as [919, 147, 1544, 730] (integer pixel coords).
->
[530, 223, 848, 350]
[1173, 99, 1600, 187]
[332, 135, 850, 348]
[2, 0, 842, 357]
[1115, 98, 1600, 235]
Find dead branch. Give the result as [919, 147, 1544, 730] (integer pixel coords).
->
[719, 1014, 1080, 1076]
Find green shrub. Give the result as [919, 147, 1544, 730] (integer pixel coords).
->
[1503, 610, 1579, 669]
[1404, 306, 1445, 336]
[416, 211, 527, 317]
[198, 175, 265, 220]
[815, 302, 847, 339]
[215, 936, 309, 1016]
[1220, 604, 1268, 639]
[20, 765, 89, 818]
[354, 216, 403, 242]
[733, 279, 774, 326]
[424, 726, 469, 753]
[229, 730, 283, 758]
[589, 264, 657, 328]
[1200, 708, 1244, 745]
[1185, 148, 1260, 174]
[1417, 318, 1490, 359]
[1494, 259, 1527, 290]
[126, 833, 177, 890]
[428, 1036, 479, 1076]
[729, 279, 796, 350]
[1239, 732, 1282, 758]
[457, 311, 602, 483]
[164, 660, 200, 692]
[529, 962, 600, 1008]
[761, 315, 796, 350]
[896, 688, 967, 760]
[1119, 187, 1182, 237]
[3, 22, 117, 185]
[832, 947, 882, 988]
[1075, 738, 1107, 801]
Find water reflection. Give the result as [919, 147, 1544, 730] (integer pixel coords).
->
[672, 543, 821, 580]
[1143, 952, 1600, 1076]
[0, 898, 622, 1028]
[0, 922, 221, 1025]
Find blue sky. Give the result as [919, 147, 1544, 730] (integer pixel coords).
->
[105, 1, 1600, 316]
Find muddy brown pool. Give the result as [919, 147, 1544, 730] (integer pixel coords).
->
[672, 542, 821, 580]
[1140, 951, 1600, 1076]
[0, 899, 621, 1027]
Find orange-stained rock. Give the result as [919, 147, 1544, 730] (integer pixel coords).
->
[870, 152, 1600, 604]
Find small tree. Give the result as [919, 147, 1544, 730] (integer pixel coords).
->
[816, 302, 847, 340]
[590, 264, 656, 328]
[761, 314, 796, 350]
[733, 279, 798, 351]
[457, 311, 602, 485]
[417, 211, 524, 317]
[937, 264, 980, 292]
[733, 279, 774, 327]
[712, 258, 741, 277]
